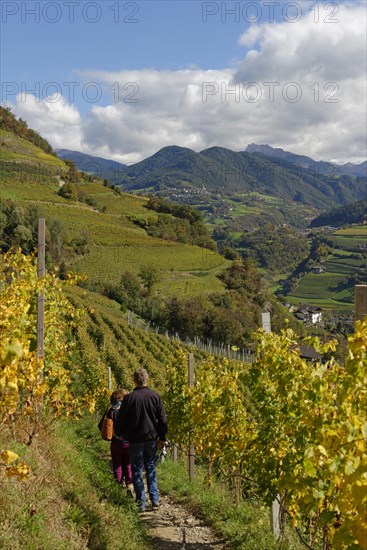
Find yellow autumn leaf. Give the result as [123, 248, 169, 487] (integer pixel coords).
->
[1, 450, 19, 464]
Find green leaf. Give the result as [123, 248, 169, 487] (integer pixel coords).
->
[303, 458, 316, 476]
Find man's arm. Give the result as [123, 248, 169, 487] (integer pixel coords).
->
[156, 396, 168, 441]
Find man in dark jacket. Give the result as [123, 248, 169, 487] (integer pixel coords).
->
[117, 368, 168, 511]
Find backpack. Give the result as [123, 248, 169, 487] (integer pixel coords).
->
[100, 407, 114, 441]
[100, 401, 122, 441]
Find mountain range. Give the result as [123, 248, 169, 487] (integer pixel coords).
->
[56, 149, 126, 181]
[245, 144, 367, 178]
[56, 146, 367, 211]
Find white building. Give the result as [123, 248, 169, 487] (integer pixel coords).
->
[298, 306, 323, 324]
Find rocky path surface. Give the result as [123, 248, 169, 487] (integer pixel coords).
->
[140, 495, 228, 550]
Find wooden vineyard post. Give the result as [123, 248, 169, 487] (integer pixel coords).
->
[172, 444, 178, 462]
[262, 311, 282, 539]
[270, 497, 281, 539]
[188, 352, 195, 481]
[355, 285, 367, 322]
[37, 218, 46, 375]
[261, 311, 271, 334]
[107, 366, 112, 391]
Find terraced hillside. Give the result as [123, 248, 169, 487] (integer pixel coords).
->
[66, 285, 182, 394]
[286, 226, 367, 310]
[329, 225, 367, 251]
[0, 136, 229, 296]
[204, 191, 316, 232]
[0, 129, 64, 170]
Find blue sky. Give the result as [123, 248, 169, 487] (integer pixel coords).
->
[1, 1, 366, 163]
[2, 2, 254, 82]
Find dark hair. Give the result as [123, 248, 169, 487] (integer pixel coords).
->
[110, 388, 129, 405]
[133, 368, 149, 386]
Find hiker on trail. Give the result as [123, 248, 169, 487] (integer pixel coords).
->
[116, 368, 168, 512]
[99, 389, 134, 495]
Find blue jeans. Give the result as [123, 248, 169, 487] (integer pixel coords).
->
[129, 440, 159, 507]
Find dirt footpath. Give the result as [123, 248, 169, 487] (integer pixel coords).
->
[140, 495, 228, 549]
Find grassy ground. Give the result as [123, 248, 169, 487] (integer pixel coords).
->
[329, 225, 367, 251]
[0, 418, 151, 550]
[0, 415, 304, 550]
[0, 172, 64, 201]
[74, 182, 155, 218]
[158, 459, 303, 550]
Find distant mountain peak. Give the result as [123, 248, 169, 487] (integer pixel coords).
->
[245, 144, 367, 177]
[56, 149, 127, 183]
[246, 143, 285, 154]
[157, 145, 194, 154]
[200, 145, 236, 155]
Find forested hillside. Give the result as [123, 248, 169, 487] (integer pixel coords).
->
[115, 145, 366, 210]
[310, 199, 367, 228]
[237, 224, 310, 272]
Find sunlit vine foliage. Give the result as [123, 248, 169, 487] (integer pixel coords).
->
[0, 249, 106, 479]
[165, 322, 367, 549]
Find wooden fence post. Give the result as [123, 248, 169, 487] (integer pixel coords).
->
[262, 311, 282, 539]
[270, 497, 281, 539]
[172, 444, 178, 462]
[188, 352, 195, 481]
[37, 218, 46, 373]
[261, 311, 271, 334]
[107, 366, 112, 391]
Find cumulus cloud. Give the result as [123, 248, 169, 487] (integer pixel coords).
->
[233, 3, 367, 162]
[12, 93, 83, 150]
[237, 4, 366, 82]
[10, 3, 367, 164]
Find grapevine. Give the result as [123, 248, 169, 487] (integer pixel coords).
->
[165, 321, 367, 548]
[0, 249, 106, 478]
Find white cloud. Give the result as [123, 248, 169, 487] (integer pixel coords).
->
[236, 4, 366, 81]
[9, 3, 367, 165]
[12, 93, 83, 150]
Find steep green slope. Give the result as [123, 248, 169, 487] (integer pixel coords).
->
[0, 105, 55, 155]
[264, 156, 366, 207]
[66, 285, 180, 392]
[0, 129, 66, 172]
[0, 178, 228, 294]
[0, 117, 228, 297]
[310, 199, 367, 228]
